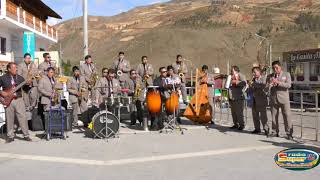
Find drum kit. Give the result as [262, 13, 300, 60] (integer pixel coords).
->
[89, 84, 183, 140]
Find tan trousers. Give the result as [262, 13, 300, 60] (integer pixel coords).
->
[271, 100, 293, 135]
[6, 98, 29, 138]
[22, 86, 38, 111]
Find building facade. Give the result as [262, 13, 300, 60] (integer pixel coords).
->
[0, 0, 61, 69]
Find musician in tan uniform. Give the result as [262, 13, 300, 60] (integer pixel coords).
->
[172, 55, 188, 104]
[17, 53, 39, 111]
[80, 55, 97, 102]
[95, 68, 121, 110]
[151, 67, 169, 130]
[67, 66, 89, 126]
[136, 56, 154, 86]
[0, 62, 31, 143]
[124, 69, 145, 126]
[38, 67, 62, 111]
[268, 61, 293, 140]
[112, 52, 131, 87]
[228, 65, 247, 131]
[250, 66, 269, 136]
[38, 52, 56, 75]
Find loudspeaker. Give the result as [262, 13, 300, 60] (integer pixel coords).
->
[30, 108, 45, 131]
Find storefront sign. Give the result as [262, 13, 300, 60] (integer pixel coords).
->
[23, 32, 35, 61]
[283, 48, 320, 62]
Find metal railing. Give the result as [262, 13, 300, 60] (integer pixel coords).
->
[184, 87, 319, 141]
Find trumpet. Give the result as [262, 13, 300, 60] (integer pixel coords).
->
[117, 70, 123, 77]
[178, 72, 184, 78]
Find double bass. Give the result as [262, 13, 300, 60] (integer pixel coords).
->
[183, 69, 212, 123]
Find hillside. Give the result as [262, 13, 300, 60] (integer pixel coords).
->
[51, 0, 320, 75]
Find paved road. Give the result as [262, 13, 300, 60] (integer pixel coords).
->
[0, 120, 319, 180]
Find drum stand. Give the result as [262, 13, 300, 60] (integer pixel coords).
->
[160, 84, 186, 135]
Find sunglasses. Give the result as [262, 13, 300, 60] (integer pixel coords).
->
[103, 71, 108, 73]
[161, 71, 167, 73]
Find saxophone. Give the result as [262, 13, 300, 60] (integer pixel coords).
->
[133, 81, 142, 102]
[89, 71, 99, 89]
[78, 81, 87, 103]
[52, 88, 60, 106]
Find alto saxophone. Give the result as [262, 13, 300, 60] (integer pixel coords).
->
[89, 71, 99, 89]
[52, 88, 60, 106]
[78, 83, 87, 104]
[133, 81, 142, 102]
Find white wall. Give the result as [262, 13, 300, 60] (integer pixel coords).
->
[0, 28, 13, 62]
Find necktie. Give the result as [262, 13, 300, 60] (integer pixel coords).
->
[88, 64, 92, 73]
[11, 76, 17, 96]
[108, 80, 111, 97]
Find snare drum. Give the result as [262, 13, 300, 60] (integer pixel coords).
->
[120, 96, 132, 106]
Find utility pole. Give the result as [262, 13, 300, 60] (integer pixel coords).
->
[83, 0, 88, 57]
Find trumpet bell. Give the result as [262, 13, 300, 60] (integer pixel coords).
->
[117, 70, 123, 77]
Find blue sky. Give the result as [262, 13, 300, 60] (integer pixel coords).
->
[43, 0, 170, 25]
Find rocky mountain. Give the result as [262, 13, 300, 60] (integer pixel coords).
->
[51, 0, 320, 75]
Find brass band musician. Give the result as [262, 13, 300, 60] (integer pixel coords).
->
[17, 53, 39, 111]
[112, 52, 131, 87]
[80, 55, 97, 102]
[124, 69, 146, 126]
[95, 68, 121, 109]
[38, 67, 62, 111]
[228, 65, 247, 131]
[172, 55, 188, 105]
[250, 66, 269, 136]
[136, 56, 154, 86]
[67, 66, 89, 126]
[38, 53, 56, 75]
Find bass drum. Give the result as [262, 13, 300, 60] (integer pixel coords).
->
[91, 111, 119, 139]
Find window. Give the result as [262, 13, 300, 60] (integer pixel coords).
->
[310, 62, 320, 76]
[0, 37, 6, 55]
[310, 62, 320, 81]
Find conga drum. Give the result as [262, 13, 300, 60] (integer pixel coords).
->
[146, 86, 162, 114]
[165, 91, 179, 114]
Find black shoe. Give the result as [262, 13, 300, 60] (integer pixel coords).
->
[177, 118, 182, 124]
[238, 126, 245, 131]
[271, 132, 279, 137]
[6, 138, 14, 143]
[229, 125, 239, 129]
[130, 122, 136, 126]
[251, 130, 261, 134]
[265, 128, 270, 137]
[24, 137, 32, 142]
[286, 134, 293, 140]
